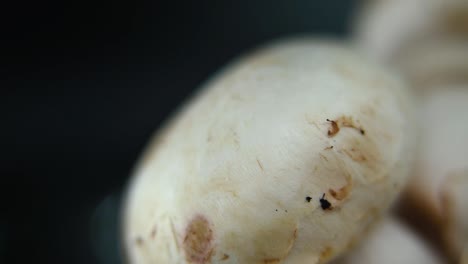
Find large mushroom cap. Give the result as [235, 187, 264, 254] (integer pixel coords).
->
[121, 37, 416, 264]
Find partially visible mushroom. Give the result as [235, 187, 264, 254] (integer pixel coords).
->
[330, 216, 444, 264]
[395, 87, 468, 262]
[353, 1, 468, 262]
[394, 38, 468, 89]
[352, 0, 468, 63]
[121, 37, 416, 264]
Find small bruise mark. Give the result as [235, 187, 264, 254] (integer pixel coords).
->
[319, 193, 332, 210]
[324, 145, 334, 150]
[256, 158, 264, 171]
[305, 196, 312, 203]
[342, 148, 367, 163]
[183, 215, 214, 264]
[329, 180, 352, 201]
[319, 246, 334, 262]
[221, 254, 229, 261]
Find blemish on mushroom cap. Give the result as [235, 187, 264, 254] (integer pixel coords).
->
[327, 119, 340, 137]
[183, 215, 214, 264]
[319, 246, 334, 263]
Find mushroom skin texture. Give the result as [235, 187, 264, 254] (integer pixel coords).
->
[121, 37, 415, 264]
[330, 216, 444, 264]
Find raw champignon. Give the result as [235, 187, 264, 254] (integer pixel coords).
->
[121, 37, 416, 264]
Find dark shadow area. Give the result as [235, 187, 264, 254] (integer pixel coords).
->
[1, 1, 355, 263]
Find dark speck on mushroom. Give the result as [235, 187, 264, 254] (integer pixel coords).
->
[305, 196, 312, 203]
[319, 193, 332, 210]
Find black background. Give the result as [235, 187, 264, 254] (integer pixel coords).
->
[2, 1, 355, 263]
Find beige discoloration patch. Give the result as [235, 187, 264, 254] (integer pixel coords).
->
[183, 215, 214, 263]
[329, 181, 352, 201]
[337, 116, 365, 135]
[150, 226, 157, 239]
[220, 254, 229, 261]
[342, 147, 368, 163]
[319, 246, 334, 263]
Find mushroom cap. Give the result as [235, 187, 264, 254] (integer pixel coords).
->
[121, 37, 415, 264]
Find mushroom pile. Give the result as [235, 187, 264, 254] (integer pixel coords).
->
[120, 1, 468, 263]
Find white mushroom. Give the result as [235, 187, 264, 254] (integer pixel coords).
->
[121, 37, 416, 264]
[330, 216, 444, 264]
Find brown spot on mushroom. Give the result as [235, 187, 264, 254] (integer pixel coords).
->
[324, 145, 334, 150]
[329, 184, 351, 201]
[337, 116, 365, 135]
[342, 148, 368, 163]
[319, 246, 333, 263]
[326, 119, 340, 137]
[220, 254, 229, 261]
[326, 116, 365, 137]
[183, 215, 214, 263]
